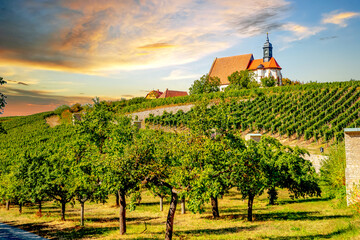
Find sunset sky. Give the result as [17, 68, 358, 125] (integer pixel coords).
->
[0, 0, 359, 116]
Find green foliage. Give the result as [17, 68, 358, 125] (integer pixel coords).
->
[189, 74, 220, 95]
[349, 184, 360, 214]
[320, 142, 346, 200]
[146, 83, 360, 142]
[0, 76, 6, 113]
[261, 76, 276, 87]
[225, 70, 259, 91]
[70, 103, 83, 113]
[54, 105, 70, 116]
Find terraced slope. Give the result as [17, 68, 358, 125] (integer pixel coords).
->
[145, 82, 360, 142]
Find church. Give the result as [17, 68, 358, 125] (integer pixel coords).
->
[209, 34, 282, 91]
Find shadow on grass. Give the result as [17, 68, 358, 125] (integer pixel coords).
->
[86, 216, 159, 223]
[140, 201, 168, 206]
[53, 226, 118, 239]
[6, 221, 117, 239]
[277, 197, 330, 205]
[175, 225, 257, 236]
[202, 211, 352, 221]
[254, 211, 352, 221]
[262, 224, 355, 239]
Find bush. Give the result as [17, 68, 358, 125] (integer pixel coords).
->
[70, 103, 82, 113]
[261, 76, 276, 87]
[320, 142, 346, 204]
[54, 105, 70, 116]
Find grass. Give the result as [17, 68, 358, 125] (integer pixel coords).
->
[0, 189, 359, 240]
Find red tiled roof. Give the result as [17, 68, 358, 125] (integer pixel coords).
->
[159, 89, 188, 98]
[248, 57, 282, 70]
[209, 54, 253, 85]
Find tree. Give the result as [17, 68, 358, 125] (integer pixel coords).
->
[189, 74, 220, 95]
[18, 151, 50, 216]
[231, 139, 266, 221]
[260, 76, 276, 87]
[225, 70, 259, 91]
[102, 115, 138, 235]
[0, 77, 6, 133]
[79, 98, 138, 234]
[231, 136, 321, 221]
[68, 128, 106, 226]
[282, 77, 292, 86]
[0, 76, 6, 113]
[257, 136, 321, 205]
[54, 105, 70, 116]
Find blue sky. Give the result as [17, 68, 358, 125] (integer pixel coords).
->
[0, 0, 359, 116]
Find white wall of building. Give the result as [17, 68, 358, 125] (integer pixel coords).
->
[254, 69, 282, 83]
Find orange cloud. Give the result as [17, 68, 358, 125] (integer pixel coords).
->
[0, 0, 290, 73]
[322, 11, 360, 27]
[138, 43, 176, 50]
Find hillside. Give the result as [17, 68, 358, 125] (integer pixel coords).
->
[144, 81, 360, 145]
[1, 80, 360, 152]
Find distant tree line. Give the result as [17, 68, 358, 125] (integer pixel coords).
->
[189, 70, 299, 95]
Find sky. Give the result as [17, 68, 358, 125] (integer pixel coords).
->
[0, 0, 359, 117]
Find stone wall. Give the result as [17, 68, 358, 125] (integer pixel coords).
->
[344, 128, 360, 205]
[129, 104, 194, 122]
[303, 154, 328, 173]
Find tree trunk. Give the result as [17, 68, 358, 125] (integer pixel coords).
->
[38, 200, 42, 217]
[19, 203, 22, 214]
[160, 196, 164, 211]
[165, 191, 178, 240]
[268, 187, 278, 205]
[247, 194, 254, 221]
[181, 197, 185, 214]
[61, 201, 66, 221]
[115, 192, 120, 207]
[118, 190, 126, 235]
[6, 200, 9, 210]
[80, 201, 85, 227]
[210, 196, 220, 218]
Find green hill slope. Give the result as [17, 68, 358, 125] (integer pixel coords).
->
[145, 81, 360, 143]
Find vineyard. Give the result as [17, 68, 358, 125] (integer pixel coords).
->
[145, 81, 360, 142]
[0, 81, 360, 239]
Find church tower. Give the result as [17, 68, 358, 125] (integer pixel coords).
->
[263, 33, 273, 62]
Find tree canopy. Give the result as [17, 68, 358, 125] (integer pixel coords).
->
[189, 74, 220, 95]
[225, 70, 259, 91]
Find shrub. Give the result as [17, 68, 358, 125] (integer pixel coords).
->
[320, 142, 346, 204]
[54, 105, 70, 116]
[70, 103, 82, 113]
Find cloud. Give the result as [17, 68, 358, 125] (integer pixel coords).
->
[322, 11, 360, 27]
[6, 80, 29, 86]
[319, 36, 338, 41]
[162, 69, 200, 81]
[0, 0, 290, 73]
[138, 43, 176, 50]
[0, 86, 123, 117]
[281, 23, 325, 43]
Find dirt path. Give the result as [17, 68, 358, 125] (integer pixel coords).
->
[0, 222, 48, 240]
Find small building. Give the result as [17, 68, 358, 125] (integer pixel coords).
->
[159, 88, 188, 98]
[209, 34, 282, 91]
[145, 89, 163, 99]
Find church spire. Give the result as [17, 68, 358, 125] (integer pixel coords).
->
[263, 33, 273, 62]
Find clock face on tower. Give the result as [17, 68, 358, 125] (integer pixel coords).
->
[265, 49, 268, 55]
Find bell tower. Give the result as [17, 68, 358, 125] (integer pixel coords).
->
[263, 33, 273, 62]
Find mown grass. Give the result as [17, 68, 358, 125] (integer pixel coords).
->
[0, 189, 359, 239]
